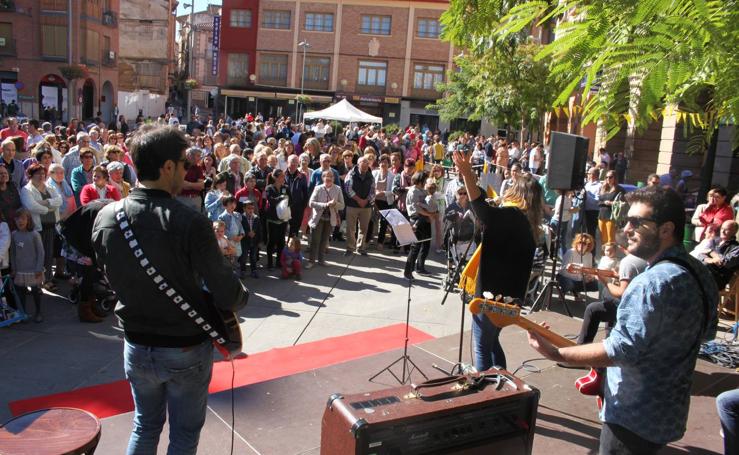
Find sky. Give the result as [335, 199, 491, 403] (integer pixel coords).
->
[175, 0, 220, 17]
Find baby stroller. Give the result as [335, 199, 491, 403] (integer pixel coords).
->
[441, 207, 477, 293]
[0, 275, 26, 327]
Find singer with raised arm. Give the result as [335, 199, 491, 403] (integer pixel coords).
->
[92, 125, 249, 455]
[451, 151, 541, 371]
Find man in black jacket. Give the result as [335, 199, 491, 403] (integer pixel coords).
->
[92, 125, 248, 455]
[344, 156, 375, 256]
[285, 155, 308, 238]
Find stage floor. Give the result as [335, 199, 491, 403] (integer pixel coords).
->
[96, 311, 734, 454]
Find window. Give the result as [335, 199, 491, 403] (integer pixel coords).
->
[41, 25, 67, 58]
[230, 9, 252, 28]
[305, 13, 333, 32]
[85, 29, 100, 62]
[357, 61, 386, 86]
[227, 53, 249, 86]
[259, 54, 288, 86]
[417, 18, 440, 39]
[304, 56, 330, 89]
[262, 10, 291, 30]
[0, 23, 11, 51]
[138, 62, 162, 90]
[413, 64, 444, 90]
[360, 15, 391, 35]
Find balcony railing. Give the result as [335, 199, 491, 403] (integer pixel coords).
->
[0, 38, 15, 56]
[103, 51, 116, 66]
[102, 10, 117, 27]
[0, 0, 15, 12]
[355, 84, 386, 96]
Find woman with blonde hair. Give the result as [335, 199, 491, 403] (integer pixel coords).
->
[557, 232, 599, 299]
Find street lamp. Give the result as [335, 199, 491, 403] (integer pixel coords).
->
[297, 40, 310, 121]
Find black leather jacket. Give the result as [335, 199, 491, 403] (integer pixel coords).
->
[92, 188, 248, 346]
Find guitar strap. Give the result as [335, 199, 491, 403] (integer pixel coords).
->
[113, 200, 229, 348]
[656, 256, 709, 331]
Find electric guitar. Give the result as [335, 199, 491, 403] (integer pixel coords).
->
[567, 263, 619, 280]
[468, 298, 603, 400]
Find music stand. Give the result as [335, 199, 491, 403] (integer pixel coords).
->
[369, 209, 428, 385]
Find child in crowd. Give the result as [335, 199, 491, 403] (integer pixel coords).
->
[10, 210, 45, 323]
[213, 220, 236, 263]
[240, 200, 261, 278]
[218, 196, 244, 272]
[280, 236, 303, 280]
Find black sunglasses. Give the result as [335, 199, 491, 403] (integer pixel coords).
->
[624, 216, 658, 229]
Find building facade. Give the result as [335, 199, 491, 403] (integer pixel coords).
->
[218, 0, 453, 129]
[176, 4, 222, 118]
[117, 0, 177, 121]
[0, 0, 120, 124]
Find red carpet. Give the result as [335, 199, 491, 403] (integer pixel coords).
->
[8, 323, 433, 419]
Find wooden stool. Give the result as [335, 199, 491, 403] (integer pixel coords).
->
[0, 408, 101, 455]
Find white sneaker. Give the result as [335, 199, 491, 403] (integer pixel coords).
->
[304, 262, 314, 270]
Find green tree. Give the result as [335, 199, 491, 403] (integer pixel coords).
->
[429, 41, 559, 139]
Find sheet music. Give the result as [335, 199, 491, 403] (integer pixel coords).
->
[379, 209, 418, 246]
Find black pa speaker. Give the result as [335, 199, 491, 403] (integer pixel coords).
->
[547, 132, 589, 190]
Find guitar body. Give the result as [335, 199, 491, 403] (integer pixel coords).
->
[575, 368, 603, 396]
[203, 290, 244, 359]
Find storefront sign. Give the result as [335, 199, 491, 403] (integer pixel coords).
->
[384, 97, 400, 104]
[211, 16, 221, 76]
[353, 95, 383, 103]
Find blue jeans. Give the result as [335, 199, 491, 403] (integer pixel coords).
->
[471, 312, 506, 371]
[550, 219, 570, 258]
[123, 339, 214, 455]
[717, 389, 739, 455]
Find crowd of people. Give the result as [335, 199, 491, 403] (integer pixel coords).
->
[0, 109, 737, 454]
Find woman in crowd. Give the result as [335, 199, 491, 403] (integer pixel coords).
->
[0, 165, 21, 230]
[306, 170, 345, 268]
[597, 170, 624, 245]
[107, 162, 131, 198]
[264, 169, 290, 269]
[372, 155, 395, 250]
[692, 185, 734, 241]
[205, 173, 230, 221]
[202, 135, 214, 156]
[20, 163, 62, 290]
[79, 165, 122, 206]
[557, 233, 599, 299]
[201, 154, 218, 182]
[70, 148, 96, 205]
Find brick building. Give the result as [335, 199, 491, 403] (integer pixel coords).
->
[0, 0, 120, 124]
[217, 0, 455, 129]
[117, 0, 178, 122]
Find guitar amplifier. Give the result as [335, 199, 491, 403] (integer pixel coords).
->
[320, 370, 539, 455]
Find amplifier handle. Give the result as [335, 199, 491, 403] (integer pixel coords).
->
[412, 375, 465, 392]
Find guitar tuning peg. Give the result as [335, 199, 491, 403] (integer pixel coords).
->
[503, 296, 513, 304]
[483, 292, 494, 300]
[495, 294, 503, 301]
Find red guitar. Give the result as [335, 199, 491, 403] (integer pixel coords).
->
[468, 298, 603, 404]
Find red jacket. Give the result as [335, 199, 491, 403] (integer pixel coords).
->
[80, 184, 122, 206]
[234, 187, 263, 211]
[698, 203, 734, 239]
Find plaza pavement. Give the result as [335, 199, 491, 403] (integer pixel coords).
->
[0, 241, 469, 423]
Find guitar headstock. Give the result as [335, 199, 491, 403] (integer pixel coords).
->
[468, 297, 521, 328]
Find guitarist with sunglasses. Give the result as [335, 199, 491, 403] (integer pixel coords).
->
[92, 125, 249, 455]
[528, 187, 717, 455]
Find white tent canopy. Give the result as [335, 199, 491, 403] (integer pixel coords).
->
[303, 98, 382, 124]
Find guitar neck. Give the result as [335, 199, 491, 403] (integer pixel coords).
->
[572, 266, 618, 279]
[514, 316, 577, 348]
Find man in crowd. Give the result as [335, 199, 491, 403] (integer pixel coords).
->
[177, 147, 205, 212]
[1, 138, 26, 189]
[528, 187, 718, 454]
[0, 117, 28, 144]
[62, 132, 93, 183]
[344, 156, 375, 256]
[92, 125, 248, 454]
[218, 143, 251, 175]
[701, 220, 739, 289]
[285, 154, 309, 238]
